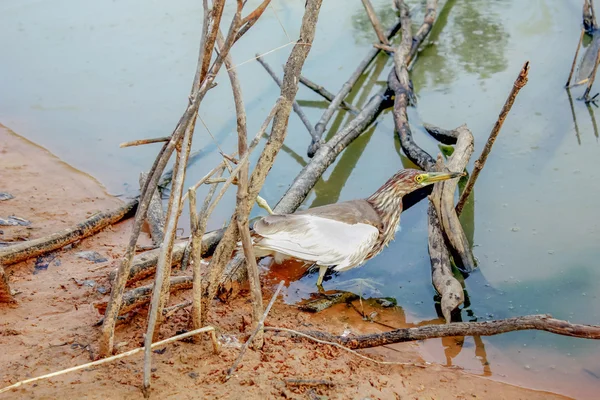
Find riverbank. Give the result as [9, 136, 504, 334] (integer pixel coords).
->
[0, 125, 568, 399]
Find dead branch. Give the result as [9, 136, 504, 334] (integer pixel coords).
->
[235, 0, 272, 42]
[139, 172, 165, 246]
[187, 189, 203, 338]
[456, 61, 530, 216]
[373, 43, 396, 53]
[222, 30, 266, 349]
[566, 28, 585, 87]
[422, 122, 459, 145]
[203, 0, 323, 324]
[309, 17, 403, 157]
[94, 276, 193, 316]
[360, 0, 390, 46]
[120, 137, 170, 148]
[257, 55, 318, 142]
[434, 127, 475, 273]
[298, 74, 359, 114]
[284, 379, 335, 387]
[226, 281, 284, 380]
[0, 199, 137, 267]
[428, 157, 463, 323]
[0, 326, 218, 396]
[0, 265, 13, 303]
[295, 314, 600, 349]
[409, 0, 437, 62]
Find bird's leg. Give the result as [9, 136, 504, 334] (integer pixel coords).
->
[316, 265, 328, 293]
[255, 195, 274, 215]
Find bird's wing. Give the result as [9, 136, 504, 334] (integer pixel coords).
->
[253, 214, 379, 270]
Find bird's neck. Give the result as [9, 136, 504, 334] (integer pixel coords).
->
[366, 184, 405, 249]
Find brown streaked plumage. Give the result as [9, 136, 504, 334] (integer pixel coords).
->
[250, 169, 462, 287]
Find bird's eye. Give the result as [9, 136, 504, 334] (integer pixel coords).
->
[415, 175, 424, 183]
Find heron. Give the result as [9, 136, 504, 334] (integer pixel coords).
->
[250, 168, 463, 289]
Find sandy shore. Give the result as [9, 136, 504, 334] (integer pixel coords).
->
[0, 124, 568, 399]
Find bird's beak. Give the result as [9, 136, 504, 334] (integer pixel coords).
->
[421, 171, 464, 183]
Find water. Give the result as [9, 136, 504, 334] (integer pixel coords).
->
[1, 0, 599, 397]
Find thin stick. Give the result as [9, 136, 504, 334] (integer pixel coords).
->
[188, 189, 203, 337]
[566, 28, 585, 87]
[221, 29, 266, 349]
[163, 300, 193, 318]
[360, 0, 390, 45]
[263, 327, 426, 367]
[456, 61, 530, 215]
[582, 45, 600, 102]
[0, 326, 218, 395]
[181, 162, 225, 204]
[256, 55, 318, 142]
[226, 280, 285, 379]
[373, 43, 396, 53]
[120, 137, 170, 148]
[139, 172, 165, 246]
[284, 379, 336, 387]
[298, 74, 359, 114]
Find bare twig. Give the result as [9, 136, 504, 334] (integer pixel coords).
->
[235, 0, 272, 42]
[221, 30, 265, 349]
[0, 266, 13, 303]
[284, 379, 335, 387]
[257, 55, 318, 142]
[226, 281, 285, 380]
[120, 137, 170, 148]
[298, 74, 359, 114]
[139, 172, 165, 246]
[295, 314, 600, 349]
[188, 189, 204, 338]
[360, 0, 390, 46]
[373, 43, 396, 53]
[163, 300, 192, 318]
[566, 28, 585, 87]
[409, 0, 438, 62]
[0, 326, 218, 395]
[456, 61, 530, 215]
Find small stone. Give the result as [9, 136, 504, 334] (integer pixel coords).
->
[76, 251, 108, 263]
[96, 286, 108, 294]
[0, 216, 31, 226]
[188, 372, 199, 379]
[0, 193, 14, 201]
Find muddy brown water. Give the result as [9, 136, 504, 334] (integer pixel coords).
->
[1, 0, 599, 398]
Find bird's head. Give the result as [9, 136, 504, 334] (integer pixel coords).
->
[390, 169, 464, 195]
